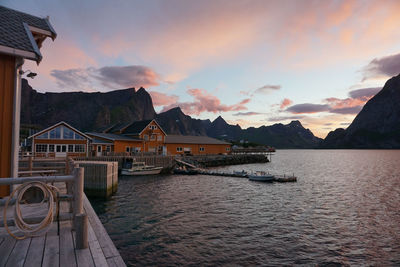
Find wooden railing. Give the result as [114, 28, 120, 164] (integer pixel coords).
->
[0, 159, 88, 249]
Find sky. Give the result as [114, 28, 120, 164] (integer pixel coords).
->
[3, 0, 400, 138]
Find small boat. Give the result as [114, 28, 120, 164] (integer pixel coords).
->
[248, 171, 275, 182]
[121, 161, 163, 176]
[233, 170, 248, 177]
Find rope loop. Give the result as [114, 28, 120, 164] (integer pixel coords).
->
[3, 181, 59, 240]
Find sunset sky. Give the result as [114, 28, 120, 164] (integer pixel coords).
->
[4, 0, 400, 138]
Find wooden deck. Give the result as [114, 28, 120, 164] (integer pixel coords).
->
[0, 183, 125, 267]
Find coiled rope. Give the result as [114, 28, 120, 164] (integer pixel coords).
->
[3, 181, 59, 240]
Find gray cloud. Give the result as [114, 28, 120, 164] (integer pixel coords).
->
[95, 65, 160, 88]
[348, 87, 381, 100]
[50, 65, 161, 91]
[267, 115, 305, 122]
[255, 84, 281, 94]
[329, 105, 363, 114]
[233, 112, 262, 116]
[50, 69, 90, 89]
[363, 53, 400, 80]
[286, 103, 330, 114]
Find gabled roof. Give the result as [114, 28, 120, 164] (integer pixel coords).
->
[107, 122, 133, 134]
[123, 119, 167, 136]
[165, 135, 231, 145]
[86, 132, 142, 142]
[28, 121, 91, 140]
[0, 5, 57, 63]
[91, 138, 112, 145]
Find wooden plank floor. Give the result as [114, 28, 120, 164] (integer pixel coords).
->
[0, 183, 126, 267]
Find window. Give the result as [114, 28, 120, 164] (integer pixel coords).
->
[49, 127, 61, 139]
[149, 125, 157, 130]
[75, 145, 85, 153]
[68, 145, 74, 152]
[176, 147, 183, 152]
[144, 134, 149, 141]
[126, 146, 130, 153]
[157, 135, 162, 141]
[106, 146, 111, 152]
[62, 145, 67, 152]
[134, 147, 141, 153]
[63, 127, 75, 139]
[36, 132, 49, 139]
[97, 146, 102, 152]
[74, 133, 84, 140]
[150, 135, 156, 141]
[226, 147, 231, 151]
[36, 144, 47, 152]
[49, 145, 55, 152]
[199, 147, 205, 152]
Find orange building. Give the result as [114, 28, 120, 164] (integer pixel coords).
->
[29, 122, 91, 157]
[0, 6, 56, 196]
[122, 120, 167, 154]
[85, 132, 143, 155]
[165, 135, 231, 155]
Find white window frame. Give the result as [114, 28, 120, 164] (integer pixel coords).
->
[68, 144, 74, 152]
[176, 147, 183, 152]
[48, 144, 55, 152]
[36, 144, 48, 152]
[74, 144, 85, 153]
[199, 147, 205, 152]
[157, 135, 162, 141]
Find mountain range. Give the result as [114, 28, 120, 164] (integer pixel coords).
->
[20, 79, 321, 148]
[21, 73, 400, 148]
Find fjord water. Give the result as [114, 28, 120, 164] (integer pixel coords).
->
[91, 150, 400, 266]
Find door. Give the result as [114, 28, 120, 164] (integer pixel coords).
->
[56, 144, 67, 157]
[97, 145, 102, 157]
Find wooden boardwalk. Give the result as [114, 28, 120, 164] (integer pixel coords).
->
[0, 183, 125, 267]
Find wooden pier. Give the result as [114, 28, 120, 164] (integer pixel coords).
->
[74, 155, 175, 171]
[0, 162, 126, 266]
[174, 168, 297, 183]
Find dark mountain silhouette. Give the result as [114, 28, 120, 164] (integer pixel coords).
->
[237, 120, 322, 148]
[155, 107, 209, 136]
[206, 116, 242, 140]
[321, 74, 400, 148]
[21, 79, 155, 131]
[21, 79, 322, 148]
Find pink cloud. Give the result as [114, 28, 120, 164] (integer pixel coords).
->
[161, 88, 250, 116]
[149, 91, 179, 106]
[280, 98, 293, 109]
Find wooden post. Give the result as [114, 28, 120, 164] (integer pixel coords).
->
[66, 160, 73, 213]
[65, 158, 70, 175]
[28, 156, 33, 176]
[73, 167, 84, 229]
[75, 213, 88, 249]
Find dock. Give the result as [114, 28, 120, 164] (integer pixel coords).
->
[174, 168, 297, 182]
[0, 164, 126, 266]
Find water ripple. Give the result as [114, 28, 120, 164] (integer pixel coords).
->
[91, 150, 400, 266]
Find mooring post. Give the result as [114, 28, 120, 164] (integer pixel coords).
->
[73, 167, 84, 230]
[75, 213, 88, 249]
